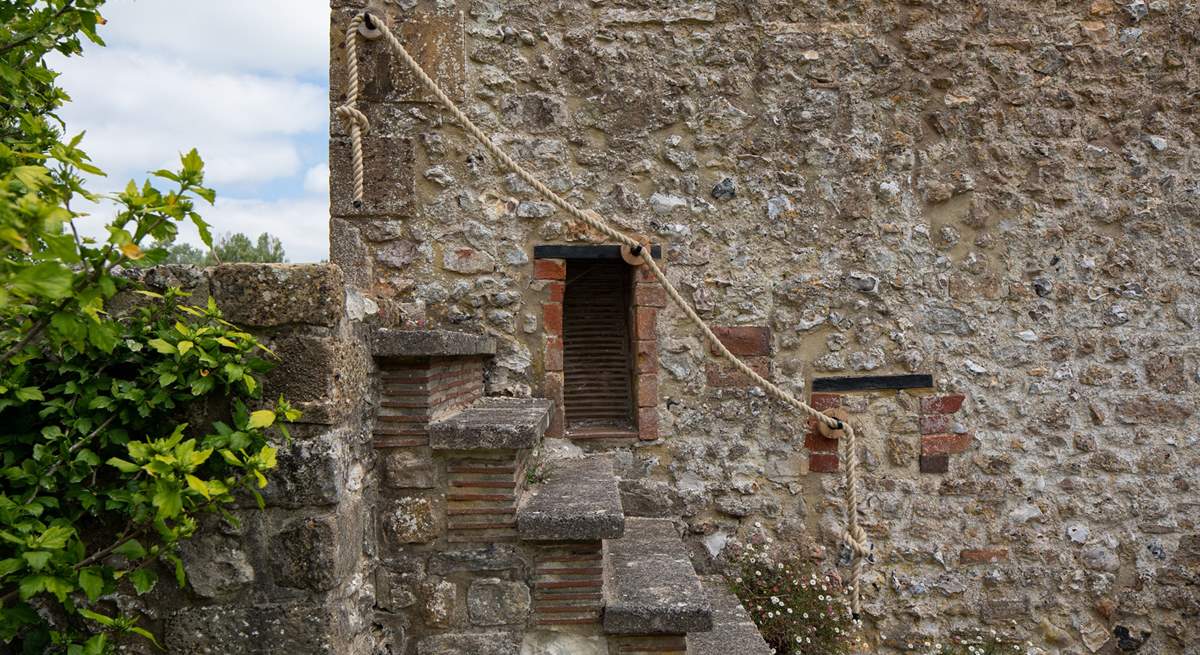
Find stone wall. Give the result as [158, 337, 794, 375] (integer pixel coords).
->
[125, 264, 378, 654]
[336, 0, 1199, 652]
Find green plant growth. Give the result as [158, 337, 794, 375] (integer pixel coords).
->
[727, 544, 864, 655]
[1, 1, 296, 651]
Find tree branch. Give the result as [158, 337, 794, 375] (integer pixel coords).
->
[0, 0, 77, 55]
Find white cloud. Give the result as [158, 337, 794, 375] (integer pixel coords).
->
[97, 0, 329, 77]
[54, 49, 324, 185]
[180, 196, 331, 263]
[47, 3, 331, 261]
[303, 161, 329, 195]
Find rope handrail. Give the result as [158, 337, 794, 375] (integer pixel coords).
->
[337, 11, 873, 616]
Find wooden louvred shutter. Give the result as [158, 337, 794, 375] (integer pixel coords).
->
[562, 260, 634, 430]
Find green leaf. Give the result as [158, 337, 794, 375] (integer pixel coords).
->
[14, 387, 43, 401]
[158, 372, 178, 387]
[130, 568, 157, 595]
[35, 525, 74, 549]
[78, 568, 103, 601]
[0, 557, 25, 577]
[21, 551, 51, 572]
[113, 539, 146, 560]
[127, 441, 153, 462]
[87, 321, 119, 353]
[191, 212, 214, 248]
[12, 165, 50, 188]
[177, 340, 194, 355]
[147, 338, 177, 354]
[11, 262, 74, 299]
[190, 374, 215, 395]
[79, 608, 116, 627]
[18, 575, 48, 600]
[83, 634, 108, 655]
[152, 479, 182, 519]
[185, 474, 210, 499]
[130, 626, 161, 648]
[247, 410, 275, 429]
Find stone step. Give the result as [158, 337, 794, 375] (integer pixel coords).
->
[686, 576, 772, 655]
[428, 398, 553, 450]
[372, 328, 496, 359]
[602, 518, 712, 636]
[517, 455, 624, 541]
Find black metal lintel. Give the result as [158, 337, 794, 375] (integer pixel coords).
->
[812, 374, 933, 393]
[533, 244, 662, 260]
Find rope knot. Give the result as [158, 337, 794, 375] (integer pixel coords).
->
[336, 104, 370, 133]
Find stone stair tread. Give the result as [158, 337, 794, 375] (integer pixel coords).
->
[372, 328, 496, 358]
[686, 576, 772, 655]
[517, 455, 624, 541]
[428, 398, 553, 450]
[602, 518, 712, 635]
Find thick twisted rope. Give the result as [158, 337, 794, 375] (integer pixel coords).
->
[346, 12, 872, 615]
[336, 14, 371, 205]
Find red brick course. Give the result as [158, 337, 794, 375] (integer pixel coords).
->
[809, 453, 840, 473]
[960, 548, 1008, 565]
[534, 258, 566, 280]
[705, 357, 770, 387]
[542, 302, 563, 337]
[710, 326, 772, 357]
[921, 432, 972, 456]
[921, 393, 965, 415]
[637, 407, 658, 441]
[633, 283, 667, 307]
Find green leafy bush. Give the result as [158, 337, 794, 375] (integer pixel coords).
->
[1, 1, 297, 651]
[726, 543, 864, 654]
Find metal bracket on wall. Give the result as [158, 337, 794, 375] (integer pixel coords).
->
[812, 373, 934, 393]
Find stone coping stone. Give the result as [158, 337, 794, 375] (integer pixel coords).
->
[372, 328, 496, 358]
[517, 455, 625, 541]
[428, 398, 553, 450]
[687, 576, 772, 655]
[602, 517, 713, 635]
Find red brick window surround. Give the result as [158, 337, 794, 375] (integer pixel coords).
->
[804, 391, 971, 474]
[534, 249, 662, 442]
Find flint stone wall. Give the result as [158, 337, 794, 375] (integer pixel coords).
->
[328, 0, 1199, 651]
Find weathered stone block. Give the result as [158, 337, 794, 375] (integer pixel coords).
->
[382, 496, 439, 545]
[329, 135, 415, 218]
[179, 532, 255, 600]
[422, 578, 457, 628]
[416, 632, 521, 655]
[209, 264, 344, 328]
[270, 514, 352, 592]
[258, 430, 348, 508]
[382, 448, 438, 488]
[163, 602, 343, 654]
[429, 545, 526, 576]
[442, 246, 496, 274]
[467, 578, 530, 626]
[520, 631, 608, 655]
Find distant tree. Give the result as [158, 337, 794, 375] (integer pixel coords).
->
[149, 232, 286, 266]
[213, 232, 285, 264]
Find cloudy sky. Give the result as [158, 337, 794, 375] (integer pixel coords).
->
[53, 1, 330, 262]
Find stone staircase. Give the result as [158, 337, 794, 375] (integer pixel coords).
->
[370, 328, 771, 654]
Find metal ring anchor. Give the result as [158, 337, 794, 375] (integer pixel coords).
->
[358, 12, 383, 40]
